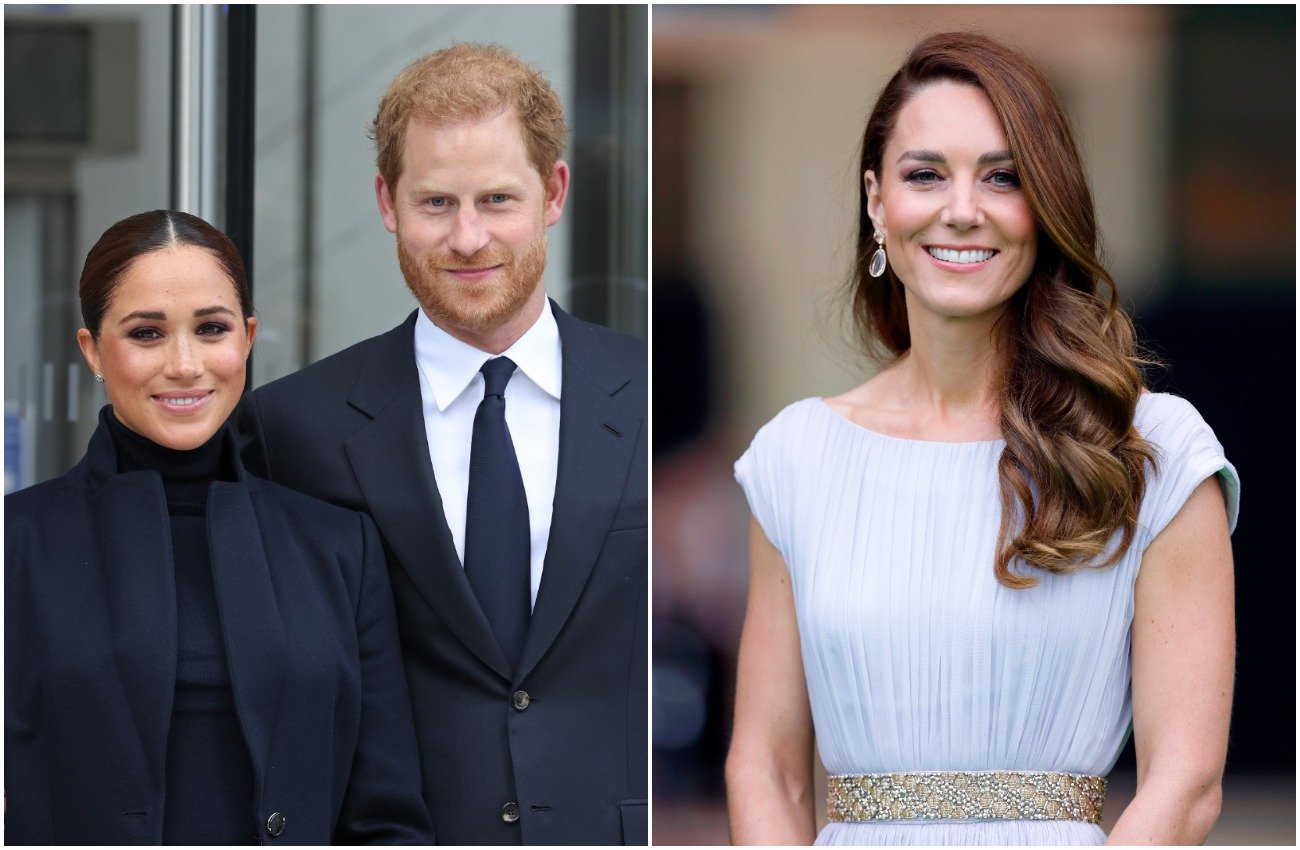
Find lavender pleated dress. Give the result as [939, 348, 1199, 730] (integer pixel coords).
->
[734, 393, 1239, 845]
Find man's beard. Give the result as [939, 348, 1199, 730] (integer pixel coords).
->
[397, 231, 547, 336]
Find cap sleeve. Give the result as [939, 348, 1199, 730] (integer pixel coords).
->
[734, 413, 788, 553]
[1138, 394, 1240, 540]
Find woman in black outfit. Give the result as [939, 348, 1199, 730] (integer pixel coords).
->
[5, 210, 434, 844]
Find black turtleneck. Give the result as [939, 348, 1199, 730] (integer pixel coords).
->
[105, 412, 258, 845]
[106, 410, 236, 503]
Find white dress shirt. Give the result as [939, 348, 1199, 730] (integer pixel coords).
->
[413, 303, 562, 608]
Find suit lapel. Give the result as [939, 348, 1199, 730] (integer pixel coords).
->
[207, 480, 286, 798]
[516, 307, 640, 683]
[93, 468, 176, 794]
[344, 314, 511, 680]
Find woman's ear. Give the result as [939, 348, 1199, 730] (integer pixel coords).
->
[864, 170, 886, 234]
[76, 328, 101, 379]
[244, 316, 259, 354]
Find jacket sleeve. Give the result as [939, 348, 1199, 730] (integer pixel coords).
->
[333, 513, 435, 844]
[4, 503, 39, 841]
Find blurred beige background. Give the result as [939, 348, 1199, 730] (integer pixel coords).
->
[656, 5, 1174, 439]
[651, 4, 1294, 845]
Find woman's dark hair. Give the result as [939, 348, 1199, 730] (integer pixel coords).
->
[78, 210, 251, 338]
[851, 32, 1157, 588]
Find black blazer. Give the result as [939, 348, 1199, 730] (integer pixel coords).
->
[239, 303, 647, 845]
[4, 412, 434, 845]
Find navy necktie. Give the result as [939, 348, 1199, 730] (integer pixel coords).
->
[464, 356, 530, 668]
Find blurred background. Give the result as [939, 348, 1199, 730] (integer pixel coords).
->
[5, 3, 646, 492]
[652, 4, 1294, 844]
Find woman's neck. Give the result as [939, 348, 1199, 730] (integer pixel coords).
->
[902, 325, 1003, 407]
[874, 301, 1009, 439]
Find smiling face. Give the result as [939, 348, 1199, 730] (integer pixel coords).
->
[376, 109, 569, 352]
[865, 81, 1037, 328]
[76, 246, 257, 451]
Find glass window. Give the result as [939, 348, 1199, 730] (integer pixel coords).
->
[4, 4, 172, 490]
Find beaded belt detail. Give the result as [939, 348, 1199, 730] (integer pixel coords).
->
[827, 771, 1106, 824]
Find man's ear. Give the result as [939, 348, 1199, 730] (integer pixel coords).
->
[376, 174, 399, 234]
[543, 160, 571, 227]
[863, 169, 886, 234]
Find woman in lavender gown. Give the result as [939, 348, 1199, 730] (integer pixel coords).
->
[727, 32, 1237, 846]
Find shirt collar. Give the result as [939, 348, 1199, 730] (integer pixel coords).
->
[414, 301, 562, 412]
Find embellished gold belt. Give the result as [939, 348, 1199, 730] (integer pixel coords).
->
[827, 771, 1106, 824]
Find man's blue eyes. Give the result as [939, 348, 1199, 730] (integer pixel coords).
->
[427, 195, 510, 207]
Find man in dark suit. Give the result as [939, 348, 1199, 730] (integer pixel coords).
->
[239, 44, 646, 845]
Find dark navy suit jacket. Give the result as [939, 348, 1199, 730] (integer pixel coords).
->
[238, 303, 647, 845]
[4, 412, 433, 845]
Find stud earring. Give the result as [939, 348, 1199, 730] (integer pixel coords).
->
[868, 230, 887, 278]
[93, 374, 104, 384]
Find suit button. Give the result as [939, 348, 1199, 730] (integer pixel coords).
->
[500, 801, 520, 823]
[511, 690, 531, 710]
[266, 812, 286, 837]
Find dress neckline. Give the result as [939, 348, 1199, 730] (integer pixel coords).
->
[814, 397, 1007, 448]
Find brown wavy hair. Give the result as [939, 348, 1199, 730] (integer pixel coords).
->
[851, 32, 1157, 588]
[369, 43, 568, 191]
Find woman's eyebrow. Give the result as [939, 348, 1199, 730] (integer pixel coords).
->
[195, 305, 237, 318]
[896, 149, 1014, 164]
[898, 149, 944, 163]
[118, 310, 165, 324]
[117, 305, 236, 324]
